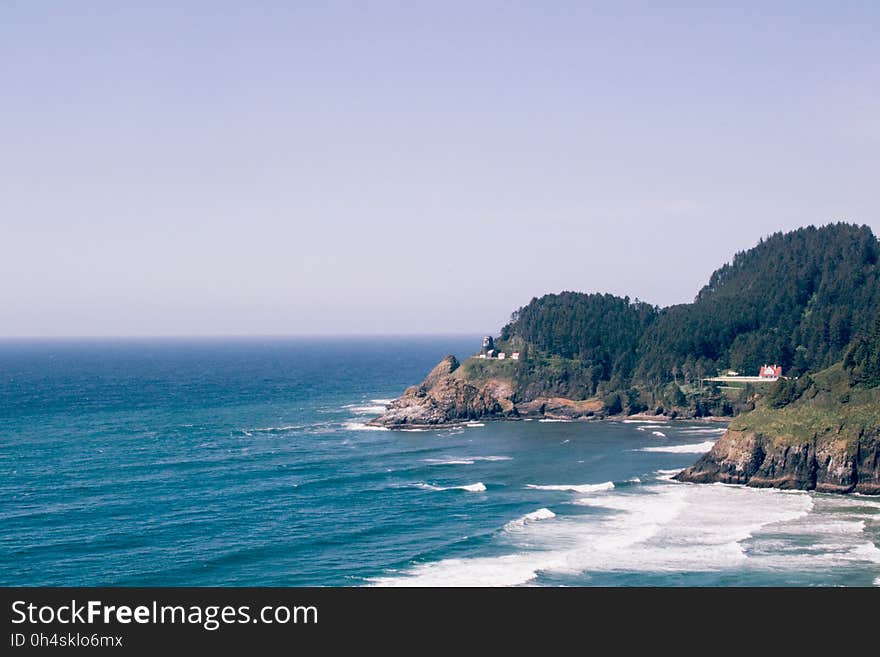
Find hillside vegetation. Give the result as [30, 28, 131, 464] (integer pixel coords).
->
[731, 362, 880, 447]
[492, 223, 880, 415]
[675, 318, 880, 493]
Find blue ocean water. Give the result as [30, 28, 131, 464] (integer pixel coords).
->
[2, 337, 878, 587]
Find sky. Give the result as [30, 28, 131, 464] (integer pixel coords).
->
[2, 2, 878, 337]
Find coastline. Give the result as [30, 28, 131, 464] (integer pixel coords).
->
[369, 410, 733, 430]
[608, 413, 731, 424]
[367, 355, 737, 429]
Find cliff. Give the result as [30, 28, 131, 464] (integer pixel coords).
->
[675, 428, 880, 494]
[368, 355, 603, 427]
[676, 364, 880, 494]
[368, 356, 512, 427]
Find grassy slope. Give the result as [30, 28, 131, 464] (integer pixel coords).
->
[729, 362, 880, 450]
[455, 357, 517, 384]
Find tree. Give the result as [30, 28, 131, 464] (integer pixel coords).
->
[843, 311, 880, 388]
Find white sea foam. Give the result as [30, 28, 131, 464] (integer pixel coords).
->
[875, 577, 880, 587]
[848, 542, 880, 563]
[370, 554, 550, 587]
[370, 398, 394, 404]
[677, 427, 728, 435]
[375, 482, 816, 586]
[638, 441, 716, 454]
[342, 421, 389, 432]
[423, 455, 512, 465]
[738, 495, 880, 572]
[622, 419, 667, 424]
[655, 468, 683, 480]
[466, 422, 486, 427]
[652, 431, 667, 438]
[414, 482, 487, 492]
[538, 418, 571, 423]
[627, 478, 642, 483]
[344, 403, 388, 415]
[526, 482, 615, 493]
[504, 508, 556, 531]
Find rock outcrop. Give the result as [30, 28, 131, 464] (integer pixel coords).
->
[675, 428, 880, 494]
[514, 396, 603, 420]
[367, 356, 513, 427]
[368, 355, 605, 427]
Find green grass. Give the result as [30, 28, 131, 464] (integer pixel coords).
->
[457, 357, 518, 383]
[730, 362, 880, 450]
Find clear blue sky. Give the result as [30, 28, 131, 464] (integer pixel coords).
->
[2, 2, 878, 336]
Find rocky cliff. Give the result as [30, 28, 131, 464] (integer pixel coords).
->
[676, 365, 880, 494]
[368, 356, 513, 427]
[675, 428, 880, 494]
[368, 355, 603, 427]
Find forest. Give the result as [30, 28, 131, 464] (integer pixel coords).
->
[494, 223, 880, 413]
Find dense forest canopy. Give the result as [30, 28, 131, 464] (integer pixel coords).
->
[844, 309, 880, 389]
[498, 223, 880, 397]
[499, 292, 656, 371]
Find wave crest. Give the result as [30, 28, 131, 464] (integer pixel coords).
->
[526, 482, 615, 493]
[414, 482, 487, 492]
[638, 441, 716, 454]
[504, 508, 556, 531]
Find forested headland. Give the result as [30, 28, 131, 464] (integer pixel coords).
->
[491, 223, 880, 417]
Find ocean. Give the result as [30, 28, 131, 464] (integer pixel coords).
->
[2, 337, 878, 587]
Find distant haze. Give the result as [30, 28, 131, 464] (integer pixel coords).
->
[2, 3, 878, 337]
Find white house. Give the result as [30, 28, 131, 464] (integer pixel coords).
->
[497, 352, 506, 360]
[511, 352, 520, 360]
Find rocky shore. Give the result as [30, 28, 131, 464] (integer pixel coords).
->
[369, 355, 880, 496]
[367, 355, 603, 428]
[675, 428, 880, 494]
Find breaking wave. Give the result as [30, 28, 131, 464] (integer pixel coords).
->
[677, 427, 728, 435]
[638, 441, 716, 454]
[422, 455, 513, 466]
[655, 468, 683, 481]
[526, 482, 615, 493]
[343, 402, 389, 415]
[374, 483, 817, 586]
[504, 508, 556, 531]
[342, 421, 389, 432]
[414, 482, 487, 492]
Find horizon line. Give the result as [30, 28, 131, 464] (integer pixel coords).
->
[0, 332, 488, 341]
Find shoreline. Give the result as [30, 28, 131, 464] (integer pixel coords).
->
[369, 412, 733, 431]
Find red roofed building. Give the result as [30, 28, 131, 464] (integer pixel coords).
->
[759, 364, 782, 379]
